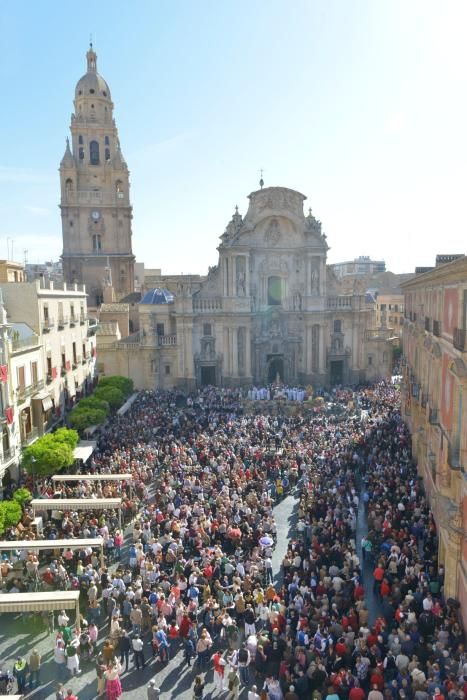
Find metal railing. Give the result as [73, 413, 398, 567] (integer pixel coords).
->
[21, 427, 39, 446]
[42, 318, 55, 332]
[433, 320, 441, 337]
[1, 447, 15, 462]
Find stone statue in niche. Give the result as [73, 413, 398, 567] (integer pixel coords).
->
[293, 291, 302, 310]
[264, 219, 281, 246]
[311, 265, 320, 294]
[236, 257, 246, 296]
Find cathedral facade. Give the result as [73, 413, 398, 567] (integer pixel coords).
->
[99, 186, 391, 389]
[60, 46, 135, 309]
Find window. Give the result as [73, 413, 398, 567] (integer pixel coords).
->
[267, 276, 282, 305]
[156, 323, 165, 336]
[31, 361, 38, 385]
[46, 356, 52, 376]
[69, 220, 73, 227]
[380, 303, 386, 311]
[105, 148, 110, 161]
[203, 323, 212, 336]
[70, 304, 75, 320]
[165, 365, 171, 375]
[65, 178, 73, 195]
[90, 140, 100, 165]
[79, 147, 84, 160]
[89, 88, 95, 94]
[72, 342, 77, 365]
[367, 355, 373, 366]
[333, 319, 342, 333]
[105, 136, 110, 145]
[92, 234, 102, 252]
[78, 135, 83, 145]
[43, 305, 49, 321]
[17, 366, 26, 392]
[2, 426, 9, 454]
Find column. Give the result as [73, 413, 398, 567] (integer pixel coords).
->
[223, 327, 230, 374]
[244, 253, 250, 296]
[306, 326, 312, 373]
[231, 256, 236, 297]
[245, 327, 252, 376]
[232, 328, 238, 376]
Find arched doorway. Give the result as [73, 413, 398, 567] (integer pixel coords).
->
[268, 355, 284, 383]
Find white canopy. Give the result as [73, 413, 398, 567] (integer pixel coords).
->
[0, 590, 80, 619]
[51, 473, 132, 483]
[117, 391, 138, 416]
[30, 498, 122, 512]
[72, 440, 97, 462]
[0, 537, 103, 552]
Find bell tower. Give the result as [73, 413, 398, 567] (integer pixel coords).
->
[60, 45, 135, 308]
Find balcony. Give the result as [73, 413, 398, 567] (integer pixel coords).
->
[1, 447, 15, 463]
[192, 298, 223, 312]
[158, 334, 177, 346]
[79, 315, 86, 326]
[447, 443, 461, 470]
[70, 316, 77, 327]
[42, 318, 55, 333]
[453, 328, 466, 352]
[429, 408, 439, 425]
[58, 316, 69, 330]
[21, 427, 39, 446]
[433, 320, 441, 337]
[327, 296, 353, 309]
[10, 333, 40, 352]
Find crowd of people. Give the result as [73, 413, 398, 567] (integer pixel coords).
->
[0, 380, 463, 700]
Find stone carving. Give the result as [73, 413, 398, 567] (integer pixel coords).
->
[311, 263, 320, 295]
[253, 188, 303, 218]
[264, 219, 281, 246]
[292, 290, 302, 310]
[236, 256, 246, 296]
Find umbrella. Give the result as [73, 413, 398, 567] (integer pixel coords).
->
[259, 535, 273, 547]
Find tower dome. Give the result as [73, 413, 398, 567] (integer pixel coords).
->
[75, 45, 111, 101]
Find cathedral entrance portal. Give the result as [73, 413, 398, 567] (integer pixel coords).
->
[330, 360, 344, 385]
[200, 365, 217, 386]
[267, 355, 284, 383]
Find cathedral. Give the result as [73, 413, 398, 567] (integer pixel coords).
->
[61, 48, 394, 389]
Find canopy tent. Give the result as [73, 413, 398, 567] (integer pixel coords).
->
[0, 590, 80, 623]
[30, 498, 123, 528]
[51, 473, 132, 483]
[73, 440, 97, 462]
[0, 537, 104, 566]
[117, 391, 139, 416]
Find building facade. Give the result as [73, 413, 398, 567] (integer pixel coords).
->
[331, 256, 386, 279]
[401, 257, 467, 624]
[98, 186, 393, 389]
[60, 46, 135, 309]
[375, 292, 405, 335]
[1, 280, 96, 437]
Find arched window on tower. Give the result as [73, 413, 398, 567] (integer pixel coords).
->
[65, 178, 73, 197]
[90, 140, 100, 165]
[92, 234, 102, 252]
[267, 276, 283, 306]
[105, 148, 110, 161]
[79, 147, 84, 160]
[78, 135, 83, 145]
[116, 180, 124, 198]
[105, 136, 110, 145]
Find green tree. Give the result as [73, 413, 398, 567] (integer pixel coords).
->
[98, 375, 133, 397]
[0, 507, 5, 536]
[12, 487, 32, 507]
[0, 500, 22, 529]
[68, 407, 107, 431]
[76, 396, 110, 415]
[94, 385, 125, 408]
[22, 434, 74, 476]
[52, 427, 79, 449]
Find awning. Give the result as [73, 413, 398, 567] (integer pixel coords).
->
[0, 537, 103, 553]
[73, 445, 94, 462]
[30, 498, 122, 512]
[0, 590, 80, 614]
[52, 473, 132, 483]
[117, 391, 138, 416]
[32, 390, 53, 412]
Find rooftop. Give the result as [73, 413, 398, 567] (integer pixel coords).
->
[140, 288, 174, 305]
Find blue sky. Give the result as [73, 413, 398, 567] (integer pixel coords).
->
[1, 0, 466, 274]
